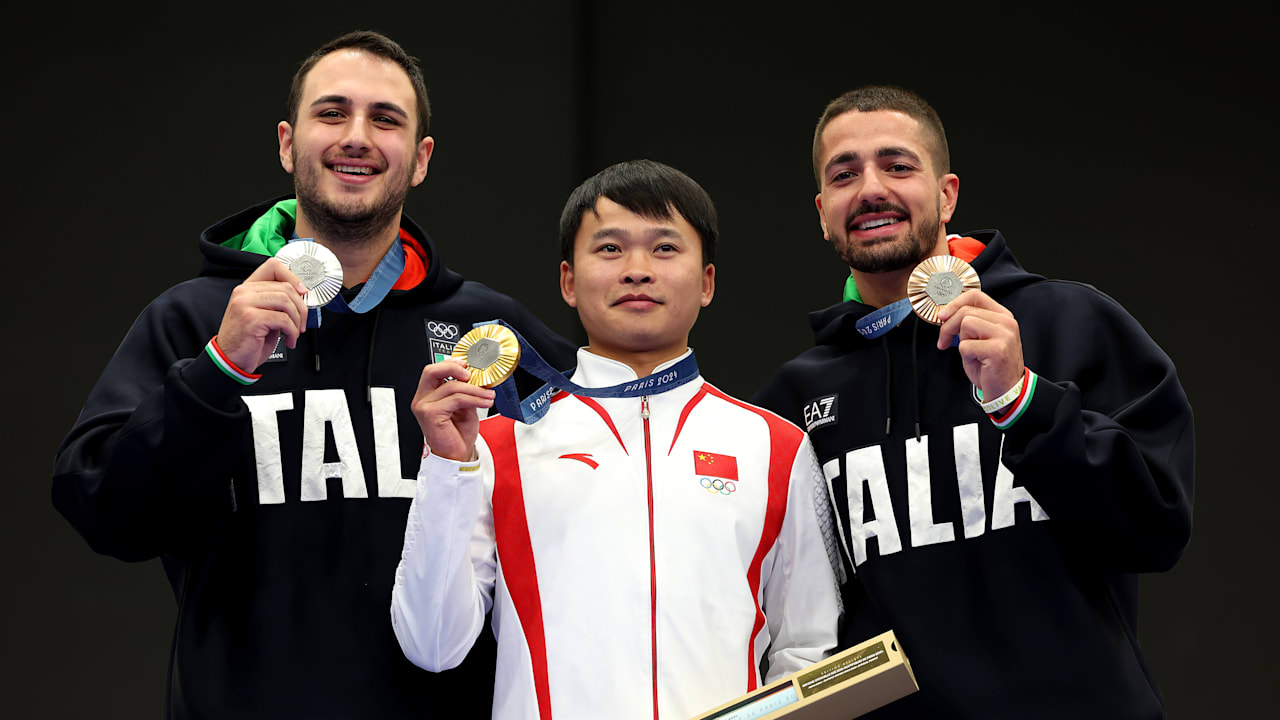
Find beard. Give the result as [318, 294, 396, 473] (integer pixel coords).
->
[292, 148, 414, 247]
[831, 200, 941, 274]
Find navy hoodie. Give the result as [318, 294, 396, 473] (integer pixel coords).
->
[53, 196, 576, 719]
[753, 230, 1193, 719]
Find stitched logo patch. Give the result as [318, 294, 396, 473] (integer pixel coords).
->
[803, 394, 839, 432]
[424, 319, 461, 362]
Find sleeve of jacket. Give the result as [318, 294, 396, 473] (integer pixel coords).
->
[762, 436, 841, 681]
[51, 286, 250, 561]
[1000, 285, 1194, 572]
[390, 440, 498, 672]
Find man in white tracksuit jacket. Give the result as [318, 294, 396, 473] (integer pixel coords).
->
[391, 160, 840, 720]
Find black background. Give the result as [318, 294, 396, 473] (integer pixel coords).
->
[6, 4, 1274, 716]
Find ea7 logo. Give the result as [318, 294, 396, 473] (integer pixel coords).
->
[804, 394, 839, 432]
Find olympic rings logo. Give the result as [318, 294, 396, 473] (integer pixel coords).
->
[700, 477, 736, 495]
[427, 321, 459, 339]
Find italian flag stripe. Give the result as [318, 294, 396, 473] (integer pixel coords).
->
[205, 337, 261, 385]
[990, 368, 1036, 429]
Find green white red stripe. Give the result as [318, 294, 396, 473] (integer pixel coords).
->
[205, 336, 262, 385]
[989, 367, 1036, 429]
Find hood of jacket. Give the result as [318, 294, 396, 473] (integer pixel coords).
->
[196, 194, 466, 302]
[809, 229, 1045, 347]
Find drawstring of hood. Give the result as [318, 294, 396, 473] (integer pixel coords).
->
[367, 304, 382, 401]
[876, 317, 924, 441]
[881, 337, 892, 436]
[911, 318, 922, 443]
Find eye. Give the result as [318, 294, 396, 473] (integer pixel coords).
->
[887, 163, 914, 173]
[596, 243, 621, 254]
[374, 115, 402, 126]
[830, 169, 856, 183]
[318, 109, 345, 120]
[654, 243, 678, 254]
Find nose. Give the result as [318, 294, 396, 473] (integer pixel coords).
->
[622, 254, 654, 285]
[857, 167, 889, 204]
[340, 115, 373, 154]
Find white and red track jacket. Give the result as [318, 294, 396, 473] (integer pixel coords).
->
[392, 349, 840, 720]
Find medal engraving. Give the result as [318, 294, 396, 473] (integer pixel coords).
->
[467, 337, 502, 370]
[291, 255, 326, 288]
[275, 241, 343, 308]
[924, 271, 962, 305]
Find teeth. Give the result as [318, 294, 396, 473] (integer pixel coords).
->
[333, 165, 374, 175]
[856, 217, 901, 230]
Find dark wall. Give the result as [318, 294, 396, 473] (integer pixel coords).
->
[7, 4, 1273, 716]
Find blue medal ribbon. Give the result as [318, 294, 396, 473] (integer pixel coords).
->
[476, 319, 700, 425]
[855, 297, 959, 347]
[289, 235, 406, 327]
[855, 298, 913, 340]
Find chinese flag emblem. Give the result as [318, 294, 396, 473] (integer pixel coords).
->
[693, 450, 738, 480]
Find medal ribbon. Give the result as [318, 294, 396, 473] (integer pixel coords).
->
[288, 235, 406, 327]
[854, 298, 959, 346]
[476, 319, 701, 424]
[855, 299, 913, 340]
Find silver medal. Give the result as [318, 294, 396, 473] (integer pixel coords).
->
[275, 241, 343, 308]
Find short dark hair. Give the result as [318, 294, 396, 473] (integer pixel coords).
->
[287, 31, 432, 143]
[812, 85, 949, 187]
[559, 160, 719, 266]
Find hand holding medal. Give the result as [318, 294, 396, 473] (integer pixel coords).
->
[215, 250, 318, 372]
[409, 325, 521, 462]
[920, 256, 1025, 401]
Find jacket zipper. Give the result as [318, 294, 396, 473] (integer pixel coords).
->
[641, 395, 659, 720]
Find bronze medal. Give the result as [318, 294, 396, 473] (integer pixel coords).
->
[907, 255, 981, 324]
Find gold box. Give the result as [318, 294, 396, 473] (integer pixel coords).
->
[690, 631, 917, 720]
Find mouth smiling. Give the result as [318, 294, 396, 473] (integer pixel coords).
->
[847, 208, 909, 237]
[324, 157, 383, 181]
[331, 164, 378, 176]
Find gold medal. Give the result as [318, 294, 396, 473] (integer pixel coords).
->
[907, 255, 981, 325]
[451, 324, 521, 387]
[275, 241, 343, 308]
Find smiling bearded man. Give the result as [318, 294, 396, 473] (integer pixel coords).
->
[834, 198, 942, 275]
[754, 84, 1194, 720]
[52, 30, 575, 720]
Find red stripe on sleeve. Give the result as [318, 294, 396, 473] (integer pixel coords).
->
[703, 385, 802, 691]
[481, 417, 554, 720]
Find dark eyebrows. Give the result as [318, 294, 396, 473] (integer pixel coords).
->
[370, 101, 409, 119]
[877, 146, 921, 163]
[309, 95, 409, 120]
[590, 227, 683, 242]
[824, 146, 923, 175]
[310, 94, 351, 110]
[824, 151, 859, 175]
[592, 227, 628, 242]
